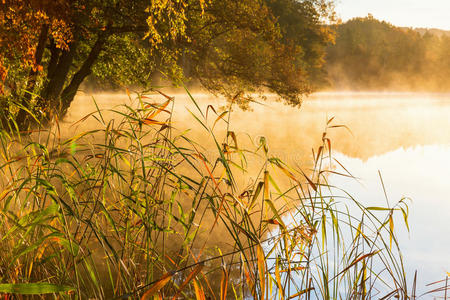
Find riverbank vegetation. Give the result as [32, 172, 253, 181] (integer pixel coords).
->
[0, 91, 414, 298]
[1, 1, 449, 298]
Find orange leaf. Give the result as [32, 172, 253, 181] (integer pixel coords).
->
[301, 171, 317, 192]
[275, 259, 284, 298]
[280, 266, 306, 272]
[288, 287, 314, 299]
[144, 100, 170, 120]
[256, 245, 266, 300]
[245, 268, 256, 299]
[220, 266, 228, 300]
[142, 119, 166, 126]
[263, 219, 280, 225]
[141, 272, 174, 300]
[339, 251, 380, 276]
[171, 264, 204, 300]
[193, 280, 205, 300]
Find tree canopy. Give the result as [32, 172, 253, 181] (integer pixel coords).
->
[1, 0, 200, 126]
[0, 0, 335, 128]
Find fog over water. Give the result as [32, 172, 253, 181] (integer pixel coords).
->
[67, 91, 450, 295]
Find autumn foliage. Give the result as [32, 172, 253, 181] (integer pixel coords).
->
[0, 0, 335, 128]
[0, 1, 71, 88]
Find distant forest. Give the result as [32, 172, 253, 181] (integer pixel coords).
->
[325, 15, 450, 91]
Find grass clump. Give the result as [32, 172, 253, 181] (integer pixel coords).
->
[0, 89, 415, 299]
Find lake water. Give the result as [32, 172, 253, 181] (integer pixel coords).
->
[68, 91, 450, 297]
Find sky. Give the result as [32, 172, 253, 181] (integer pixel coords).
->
[334, 0, 450, 30]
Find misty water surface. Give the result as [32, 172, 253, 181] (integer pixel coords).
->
[67, 91, 450, 296]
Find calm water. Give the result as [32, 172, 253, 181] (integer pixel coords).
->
[68, 91, 450, 297]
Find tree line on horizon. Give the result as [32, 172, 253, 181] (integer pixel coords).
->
[325, 15, 450, 91]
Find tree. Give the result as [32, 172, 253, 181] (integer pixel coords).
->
[265, 0, 336, 88]
[0, 0, 335, 128]
[183, 0, 335, 108]
[1, 0, 195, 127]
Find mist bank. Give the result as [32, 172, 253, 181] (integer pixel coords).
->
[324, 16, 450, 92]
[65, 91, 450, 163]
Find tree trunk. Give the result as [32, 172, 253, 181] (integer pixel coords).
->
[16, 24, 49, 127]
[40, 40, 78, 117]
[60, 33, 107, 116]
[47, 39, 61, 79]
[26, 24, 49, 92]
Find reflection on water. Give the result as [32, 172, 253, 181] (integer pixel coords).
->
[331, 145, 450, 288]
[68, 91, 450, 295]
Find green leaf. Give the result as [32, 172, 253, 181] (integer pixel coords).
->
[70, 141, 77, 155]
[58, 238, 80, 257]
[366, 207, 392, 211]
[0, 283, 74, 294]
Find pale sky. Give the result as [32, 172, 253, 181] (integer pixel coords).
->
[334, 0, 450, 30]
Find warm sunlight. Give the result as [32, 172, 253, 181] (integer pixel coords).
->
[336, 0, 450, 29]
[1, 1, 449, 299]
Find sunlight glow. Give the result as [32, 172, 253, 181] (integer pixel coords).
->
[335, 0, 450, 30]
